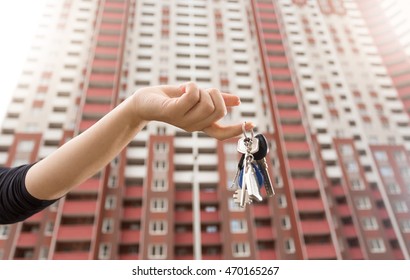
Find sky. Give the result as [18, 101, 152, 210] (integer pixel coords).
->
[0, 1, 46, 124]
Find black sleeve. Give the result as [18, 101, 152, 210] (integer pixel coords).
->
[0, 164, 58, 225]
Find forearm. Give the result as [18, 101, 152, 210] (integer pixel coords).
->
[26, 96, 146, 200]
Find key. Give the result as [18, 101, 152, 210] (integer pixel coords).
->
[230, 154, 244, 189]
[244, 163, 263, 202]
[232, 189, 251, 208]
[237, 136, 259, 154]
[254, 134, 275, 197]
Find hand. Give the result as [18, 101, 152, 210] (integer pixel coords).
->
[131, 82, 255, 140]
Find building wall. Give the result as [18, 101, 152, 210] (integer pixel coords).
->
[1, 0, 409, 260]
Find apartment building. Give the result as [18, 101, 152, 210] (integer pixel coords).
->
[0, 0, 409, 260]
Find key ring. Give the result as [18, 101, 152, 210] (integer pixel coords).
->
[242, 122, 254, 139]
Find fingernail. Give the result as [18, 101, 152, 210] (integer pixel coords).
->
[245, 122, 255, 129]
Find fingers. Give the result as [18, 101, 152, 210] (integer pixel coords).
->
[173, 82, 201, 114]
[203, 122, 255, 141]
[221, 93, 241, 107]
[184, 88, 226, 131]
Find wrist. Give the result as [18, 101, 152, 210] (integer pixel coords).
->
[123, 93, 149, 129]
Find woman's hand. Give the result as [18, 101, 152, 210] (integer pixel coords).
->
[131, 82, 254, 140]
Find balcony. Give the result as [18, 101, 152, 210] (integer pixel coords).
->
[264, 33, 282, 42]
[301, 220, 330, 235]
[105, 1, 126, 9]
[53, 252, 90, 260]
[259, 250, 276, 260]
[175, 232, 193, 245]
[17, 233, 38, 247]
[123, 207, 142, 220]
[255, 226, 275, 240]
[89, 73, 116, 83]
[285, 142, 310, 154]
[175, 190, 192, 202]
[100, 23, 123, 31]
[93, 59, 118, 69]
[266, 44, 284, 54]
[175, 211, 193, 223]
[273, 81, 294, 90]
[282, 125, 306, 139]
[201, 232, 221, 245]
[292, 178, 319, 192]
[288, 159, 314, 171]
[62, 200, 97, 216]
[270, 68, 289, 78]
[101, 11, 125, 21]
[305, 243, 336, 259]
[296, 198, 324, 213]
[201, 211, 219, 223]
[119, 253, 139, 260]
[349, 248, 364, 260]
[337, 204, 351, 217]
[125, 186, 143, 198]
[82, 103, 112, 118]
[120, 229, 141, 244]
[200, 192, 218, 202]
[74, 178, 100, 192]
[331, 185, 345, 197]
[253, 204, 271, 218]
[57, 225, 93, 241]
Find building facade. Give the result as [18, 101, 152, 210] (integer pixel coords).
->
[0, 0, 409, 260]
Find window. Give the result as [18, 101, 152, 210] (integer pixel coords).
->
[39, 247, 49, 260]
[98, 243, 111, 259]
[394, 201, 408, 213]
[232, 242, 250, 257]
[148, 244, 167, 259]
[355, 197, 371, 210]
[44, 222, 54, 235]
[380, 167, 394, 178]
[362, 217, 378, 230]
[108, 175, 117, 188]
[150, 198, 168, 212]
[278, 194, 287, 208]
[102, 218, 114, 234]
[228, 198, 245, 212]
[401, 220, 410, 233]
[0, 225, 10, 239]
[284, 238, 295, 253]
[350, 179, 364, 190]
[368, 238, 385, 253]
[387, 183, 401, 195]
[400, 167, 410, 181]
[105, 195, 117, 210]
[154, 160, 167, 171]
[394, 151, 406, 164]
[149, 220, 167, 235]
[152, 179, 167, 192]
[374, 151, 387, 162]
[281, 216, 291, 229]
[155, 142, 168, 152]
[17, 140, 35, 153]
[340, 145, 353, 156]
[345, 161, 358, 173]
[230, 219, 247, 233]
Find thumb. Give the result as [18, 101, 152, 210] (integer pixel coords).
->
[203, 122, 255, 141]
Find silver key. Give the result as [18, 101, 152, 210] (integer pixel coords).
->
[237, 137, 259, 154]
[232, 189, 251, 208]
[256, 158, 275, 197]
[244, 164, 263, 202]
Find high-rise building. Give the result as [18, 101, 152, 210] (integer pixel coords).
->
[1, 0, 409, 260]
